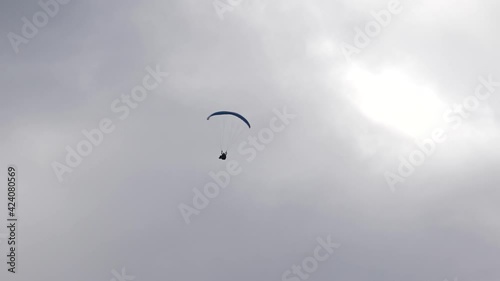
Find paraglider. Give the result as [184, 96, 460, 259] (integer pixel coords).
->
[207, 111, 250, 160]
[219, 150, 227, 160]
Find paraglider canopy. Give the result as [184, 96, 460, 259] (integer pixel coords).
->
[207, 111, 251, 128]
[207, 111, 251, 156]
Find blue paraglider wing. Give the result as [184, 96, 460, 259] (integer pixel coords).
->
[207, 111, 251, 128]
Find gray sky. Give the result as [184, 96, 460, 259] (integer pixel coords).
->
[1, 0, 499, 280]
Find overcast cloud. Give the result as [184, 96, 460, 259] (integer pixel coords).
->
[0, 0, 499, 280]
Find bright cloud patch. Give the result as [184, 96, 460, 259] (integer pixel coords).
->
[345, 64, 445, 137]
